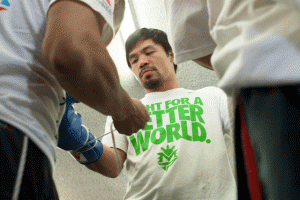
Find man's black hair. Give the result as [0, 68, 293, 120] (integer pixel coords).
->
[125, 28, 178, 73]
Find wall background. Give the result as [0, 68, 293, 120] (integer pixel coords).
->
[53, 1, 220, 199]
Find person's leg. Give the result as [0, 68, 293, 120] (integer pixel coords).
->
[18, 138, 59, 200]
[238, 85, 300, 199]
[235, 107, 253, 200]
[236, 96, 263, 200]
[0, 120, 59, 199]
[0, 120, 25, 199]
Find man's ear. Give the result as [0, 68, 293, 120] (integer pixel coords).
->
[169, 51, 174, 63]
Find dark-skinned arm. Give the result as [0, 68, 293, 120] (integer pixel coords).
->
[193, 54, 214, 70]
[42, 0, 149, 135]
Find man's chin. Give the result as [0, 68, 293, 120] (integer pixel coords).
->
[142, 78, 163, 90]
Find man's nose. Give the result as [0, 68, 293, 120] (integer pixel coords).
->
[139, 57, 150, 68]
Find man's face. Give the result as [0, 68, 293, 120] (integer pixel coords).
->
[128, 39, 174, 89]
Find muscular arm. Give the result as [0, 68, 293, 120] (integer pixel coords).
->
[193, 54, 214, 70]
[42, 0, 133, 120]
[86, 145, 127, 178]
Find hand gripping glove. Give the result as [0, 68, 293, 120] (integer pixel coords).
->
[58, 94, 103, 165]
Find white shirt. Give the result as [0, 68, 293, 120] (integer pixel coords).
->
[102, 87, 237, 199]
[0, 0, 115, 170]
[164, 0, 300, 97]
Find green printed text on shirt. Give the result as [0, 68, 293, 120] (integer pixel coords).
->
[129, 97, 210, 156]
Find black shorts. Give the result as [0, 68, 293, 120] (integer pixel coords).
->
[236, 85, 300, 200]
[0, 120, 59, 200]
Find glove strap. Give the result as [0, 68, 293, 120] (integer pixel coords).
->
[70, 125, 103, 165]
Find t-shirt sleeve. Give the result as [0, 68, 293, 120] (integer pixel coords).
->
[101, 116, 129, 153]
[164, 0, 216, 64]
[49, 0, 115, 36]
[216, 88, 235, 173]
[217, 88, 230, 135]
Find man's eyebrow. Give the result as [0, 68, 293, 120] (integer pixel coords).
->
[129, 45, 156, 61]
[142, 45, 156, 52]
[128, 53, 137, 61]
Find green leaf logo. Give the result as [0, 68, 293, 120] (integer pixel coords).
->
[157, 145, 178, 171]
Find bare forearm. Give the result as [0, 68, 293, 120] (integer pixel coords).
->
[193, 54, 214, 70]
[86, 145, 126, 178]
[49, 38, 133, 119]
[43, 0, 134, 119]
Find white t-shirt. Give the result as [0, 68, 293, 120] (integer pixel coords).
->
[102, 87, 237, 200]
[0, 0, 115, 170]
[164, 0, 300, 97]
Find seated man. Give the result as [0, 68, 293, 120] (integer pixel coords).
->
[59, 28, 237, 199]
[100, 28, 236, 199]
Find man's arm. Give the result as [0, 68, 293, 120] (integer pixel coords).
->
[43, 0, 126, 117]
[42, 0, 149, 134]
[193, 54, 214, 70]
[86, 145, 126, 178]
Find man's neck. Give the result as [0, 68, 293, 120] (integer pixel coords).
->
[145, 81, 180, 94]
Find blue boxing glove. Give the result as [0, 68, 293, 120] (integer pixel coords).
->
[58, 94, 103, 165]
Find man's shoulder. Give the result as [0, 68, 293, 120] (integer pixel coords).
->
[193, 86, 228, 101]
[194, 86, 225, 95]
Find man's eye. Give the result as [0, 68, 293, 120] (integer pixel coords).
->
[146, 51, 154, 55]
[132, 59, 138, 64]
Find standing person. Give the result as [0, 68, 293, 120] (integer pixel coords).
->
[0, 0, 149, 199]
[60, 28, 237, 199]
[164, 0, 300, 199]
